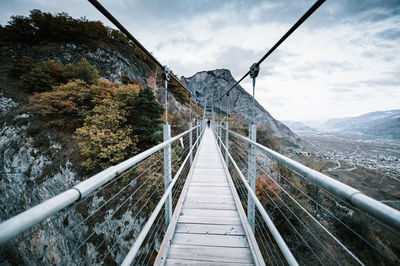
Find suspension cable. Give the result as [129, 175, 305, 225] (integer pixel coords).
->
[215, 0, 326, 101]
[87, 0, 202, 103]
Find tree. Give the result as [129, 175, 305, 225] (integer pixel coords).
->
[75, 98, 137, 171]
[28, 80, 114, 129]
[11, 56, 34, 78]
[18, 58, 99, 92]
[64, 58, 99, 84]
[21, 62, 54, 92]
[129, 87, 163, 151]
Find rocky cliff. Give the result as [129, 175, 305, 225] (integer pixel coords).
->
[182, 69, 300, 146]
[0, 43, 188, 264]
[0, 90, 144, 265]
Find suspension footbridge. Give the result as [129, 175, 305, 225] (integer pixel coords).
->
[1, 0, 400, 265]
[154, 128, 263, 265]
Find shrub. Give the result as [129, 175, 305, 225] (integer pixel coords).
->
[21, 62, 54, 92]
[64, 58, 99, 84]
[26, 121, 42, 136]
[11, 56, 34, 78]
[256, 174, 281, 201]
[28, 80, 113, 129]
[75, 98, 137, 171]
[129, 87, 163, 151]
[18, 58, 99, 92]
[73, 83, 140, 171]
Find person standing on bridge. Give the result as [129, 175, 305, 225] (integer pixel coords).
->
[207, 119, 210, 128]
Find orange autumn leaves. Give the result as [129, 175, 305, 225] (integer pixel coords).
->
[256, 174, 281, 202]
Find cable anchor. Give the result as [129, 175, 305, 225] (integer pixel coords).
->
[161, 65, 170, 81]
[249, 63, 259, 124]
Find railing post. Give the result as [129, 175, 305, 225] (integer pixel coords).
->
[225, 121, 229, 165]
[163, 124, 172, 228]
[197, 122, 200, 149]
[248, 124, 257, 231]
[189, 122, 193, 166]
[212, 101, 215, 124]
[248, 62, 259, 232]
[162, 66, 172, 228]
[219, 121, 222, 149]
[217, 123, 220, 145]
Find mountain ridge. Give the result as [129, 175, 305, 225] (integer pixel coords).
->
[181, 68, 300, 147]
[323, 109, 400, 139]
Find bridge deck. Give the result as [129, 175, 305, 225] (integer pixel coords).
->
[156, 128, 263, 265]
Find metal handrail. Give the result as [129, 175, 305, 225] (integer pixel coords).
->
[122, 126, 205, 265]
[211, 126, 299, 266]
[0, 125, 201, 245]
[225, 128, 400, 231]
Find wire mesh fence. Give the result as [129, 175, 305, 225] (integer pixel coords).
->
[0, 125, 202, 265]
[222, 126, 400, 265]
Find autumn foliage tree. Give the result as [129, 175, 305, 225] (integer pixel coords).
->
[74, 83, 141, 171]
[28, 80, 113, 129]
[26, 58, 161, 172]
[75, 99, 137, 171]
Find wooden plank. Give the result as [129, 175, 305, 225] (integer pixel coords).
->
[190, 177, 227, 182]
[166, 258, 253, 266]
[167, 244, 252, 263]
[191, 175, 226, 180]
[185, 193, 233, 201]
[178, 215, 242, 225]
[186, 192, 234, 203]
[175, 223, 245, 236]
[193, 169, 226, 175]
[195, 163, 221, 166]
[188, 185, 230, 191]
[187, 187, 232, 195]
[195, 161, 221, 165]
[191, 175, 227, 179]
[185, 196, 235, 204]
[172, 233, 250, 248]
[181, 209, 239, 218]
[183, 202, 236, 210]
[191, 177, 226, 182]
[190, 182, 229, 187]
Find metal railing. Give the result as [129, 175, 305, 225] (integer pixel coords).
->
[212, 124, 298, 266]
[0, 123, 204, 265]
[213, 123, 400, 265]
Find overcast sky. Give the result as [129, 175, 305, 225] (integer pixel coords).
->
[1, 0, 399, 122]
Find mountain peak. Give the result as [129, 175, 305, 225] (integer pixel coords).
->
[182, 68, 233, 82]
[182, 69, 300, 146]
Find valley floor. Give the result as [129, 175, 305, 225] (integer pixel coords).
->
[287, 134, 400, 210]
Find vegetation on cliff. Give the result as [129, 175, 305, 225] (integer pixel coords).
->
[11, 55, 163, 174]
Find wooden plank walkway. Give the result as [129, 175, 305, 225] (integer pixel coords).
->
[156, 127, 264, 266]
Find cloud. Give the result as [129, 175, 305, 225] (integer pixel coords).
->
[376, 28, 400, 40]
[1, 0, 399, 122]
[329, 86, 354, 93]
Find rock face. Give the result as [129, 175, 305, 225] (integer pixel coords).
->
[0, 94, 143, 265]
[0, 39, 191, 264]
[182, 69, 299, 145]
[0, 43, 154, 86]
